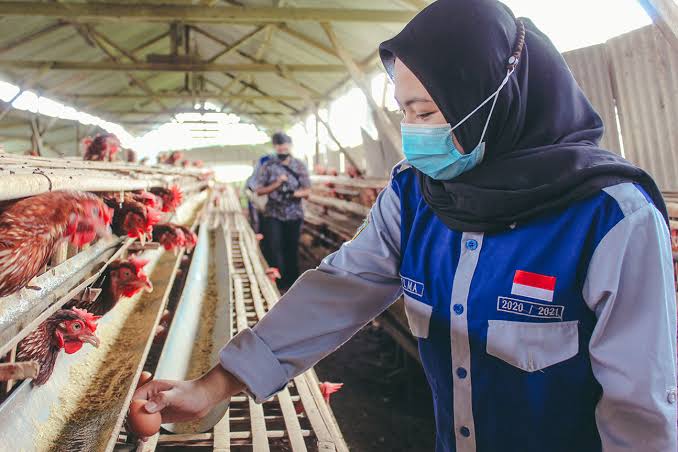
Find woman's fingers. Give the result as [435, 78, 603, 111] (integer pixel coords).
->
[133, 379, 176, 401]
[145, 387, 177, 413]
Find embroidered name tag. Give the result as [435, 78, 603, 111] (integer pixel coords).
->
[497, 296, 564, 320]
[401, 276, 424, 297]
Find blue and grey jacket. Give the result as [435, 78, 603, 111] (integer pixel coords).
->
[221, 161, 677, 452]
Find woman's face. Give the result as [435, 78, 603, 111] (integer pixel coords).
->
[394, 58, 465, 152]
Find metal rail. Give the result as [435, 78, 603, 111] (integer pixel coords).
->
[0, 192, 206, 451]
[139, 186, 348, 452]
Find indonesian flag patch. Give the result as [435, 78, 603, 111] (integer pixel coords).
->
[511, 270, 556, 302]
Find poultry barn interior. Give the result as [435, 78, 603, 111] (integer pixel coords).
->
[0, 1, 676, 451]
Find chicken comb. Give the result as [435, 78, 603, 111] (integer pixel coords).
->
[146, 207, 162, 228]
[71, 308, 101, 332]
[168, 185, 183, 209]
[128, 256, 150, 275]
[319, 382, 343, 397]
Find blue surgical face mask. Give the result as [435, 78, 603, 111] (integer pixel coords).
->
[401, 69, 513, 180]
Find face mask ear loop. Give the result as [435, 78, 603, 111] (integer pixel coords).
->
[450, 67, 514, 133]
[477, 69, 511, 147]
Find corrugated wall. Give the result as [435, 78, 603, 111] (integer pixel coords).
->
[607, 25, 678, 191]
[563, 44, 621, 153]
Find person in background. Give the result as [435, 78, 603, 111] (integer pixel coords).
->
[245, 153, 272, 233]
[254, 132, 310, 289]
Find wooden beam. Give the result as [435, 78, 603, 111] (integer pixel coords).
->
[314, 111, 361, 169]
[111, 109, 287, 116]
[321, 22, 401, 156]
[0, 3, 416, 23]
[0, 59, 345, 73]
[0, 22, 66, 55]
[276, 24, 338, 58]
[638, 0, 678, 49]
[81, 26, 176, 121]
[0, 66, 52, 122]
[30, 116, 44, 156]
[69, 93, 307, 101]
[202, 25, 271, 63]
[130, 30, 171, 54]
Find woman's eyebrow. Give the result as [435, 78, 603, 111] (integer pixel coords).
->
[396, 97, 434, 108]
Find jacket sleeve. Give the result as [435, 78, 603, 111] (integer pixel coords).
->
[583, 201, 677, 451]
[219, 184, 403, 402]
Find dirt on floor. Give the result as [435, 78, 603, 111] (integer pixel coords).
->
[314, 323, 436, 452]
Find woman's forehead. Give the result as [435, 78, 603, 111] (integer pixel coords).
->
[394, 58, 434, 107]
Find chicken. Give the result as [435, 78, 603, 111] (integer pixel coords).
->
[152, 223, 186, 251]
[177, 225, 197, 250]
[66, 257, 152, 316]
[129, 190, 160, 210]
[295, 382, 343, 414]
[150, 186, 183, 213]
[0, 191, 112, 298]
[83, 133, 120, 161]
[17, 308, 100, 385]
[166, 151, 184, 166]
[103, 195, 161, 243]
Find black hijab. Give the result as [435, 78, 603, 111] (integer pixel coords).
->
[379, 0, 667, 232]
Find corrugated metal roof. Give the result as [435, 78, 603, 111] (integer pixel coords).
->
[608, 25, 678, 190]
[0, 0, 416, 155]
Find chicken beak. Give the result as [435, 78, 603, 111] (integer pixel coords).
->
[80, 333, 100, 348]
[144, 278, 153, 292]
[139, 233, 146, 247]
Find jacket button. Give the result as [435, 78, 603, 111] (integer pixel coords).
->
[453, 304, 464, 315]
[459, 426, 471, 437]
[456, 367, 467, 379]
[668, 388, 677, 404]
[465, 239, 478, 250]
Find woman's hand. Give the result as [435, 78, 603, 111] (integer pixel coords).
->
[132, 365, 245, 438]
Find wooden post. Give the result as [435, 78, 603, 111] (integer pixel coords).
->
[314, 108, 320, 167]
[30, 116, 44, 156]
[321, 22, 402, 158]
[638, 0, 678, 50]
[315, 111, 361, 169]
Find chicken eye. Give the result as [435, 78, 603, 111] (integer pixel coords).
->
[72, 322, 82, 331]
[92, 207, 100, 216]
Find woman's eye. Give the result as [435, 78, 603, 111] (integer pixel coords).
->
[416, 112, 434, 119]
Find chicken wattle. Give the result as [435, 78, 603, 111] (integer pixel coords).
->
[17, 308, 100, 385]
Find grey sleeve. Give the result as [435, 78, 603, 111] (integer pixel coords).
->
[583, 203, 677, 451]
[219, 184, 402, 402]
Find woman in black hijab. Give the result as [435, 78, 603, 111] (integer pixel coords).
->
[133, 1, 676, 451]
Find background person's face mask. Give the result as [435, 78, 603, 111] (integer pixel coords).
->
[401, 69, 513, 180]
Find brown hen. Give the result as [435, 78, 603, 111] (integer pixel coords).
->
[17, 308, 100, 385]
[66, 257, 152, 316]
[0, 191, 112, 298]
